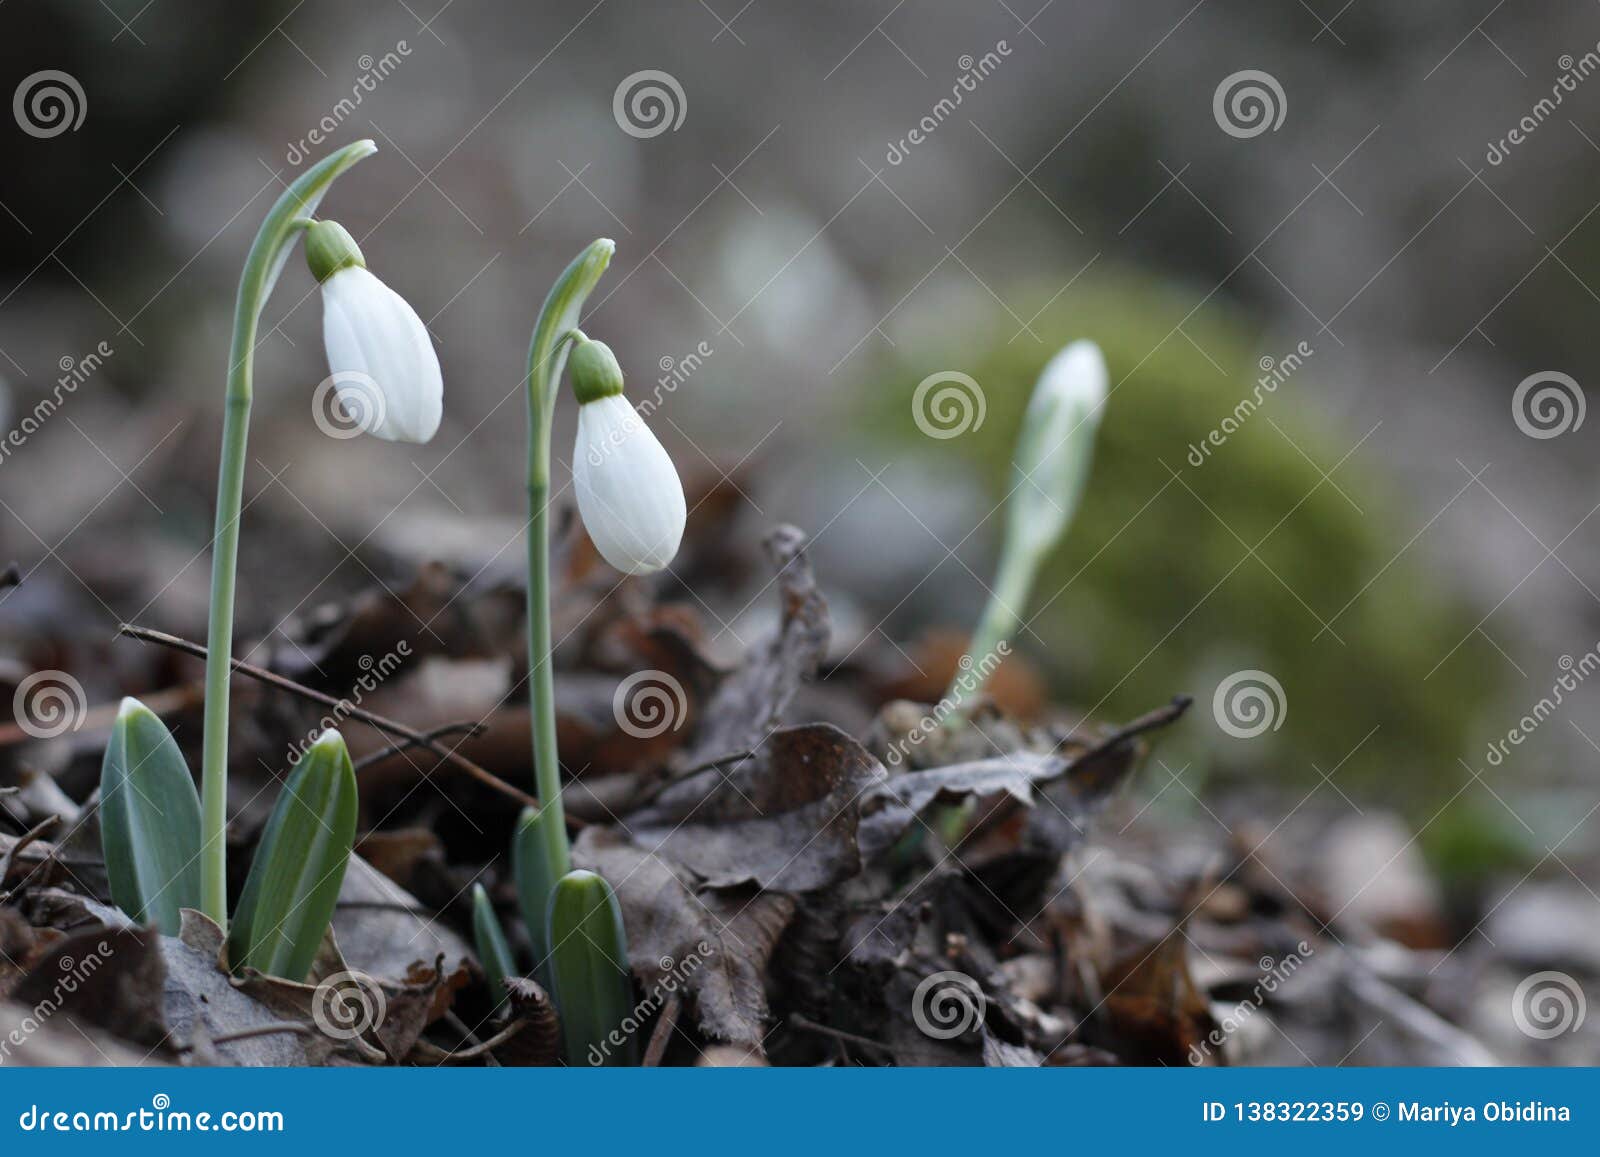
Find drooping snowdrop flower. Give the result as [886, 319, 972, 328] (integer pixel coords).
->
[202, 141, 378, 930]
[567, 336, 686, 574]
[305, 219, 442, 443]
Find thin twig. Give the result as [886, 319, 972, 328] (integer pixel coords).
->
[642, 992, 681, 1066]
[674, 748, 756, 776]
[412, 1019, 526, 1063]
[444, 1009, 500, 1068]
[635, 747, 758, 808]
[787, 1012, 894, 1057]
[351, 721, 486, 772]
[201, 1022, 315, 1048]
[1071, 694, 1193, 760]
[332, 900, 434, 916]
[0, 814, 61, 895]
[118, 623, 537, 810]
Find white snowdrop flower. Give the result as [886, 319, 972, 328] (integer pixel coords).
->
[306, 219, 442, 443]
[568, 337, 686, 574]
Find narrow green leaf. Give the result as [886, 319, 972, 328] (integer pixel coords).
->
[227, 729, 358, 982]
[472, 882, 516, 1006]
[99, 697, 202, 935]
[546, 869, 636, 1066]
[511, 805, 565, 983]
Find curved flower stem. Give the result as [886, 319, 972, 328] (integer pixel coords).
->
[200, 141, 376, 929]
[522, 240, 614, 882]
[944, 543, 1037, 717]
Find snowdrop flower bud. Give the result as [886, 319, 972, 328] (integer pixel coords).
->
[306, 220, 442, 444]
[1006, 339, 1107, 563]
[569, 337, 686, 574]
[946, 339, 1109, 711]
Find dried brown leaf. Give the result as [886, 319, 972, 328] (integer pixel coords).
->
[573, 827, 795, 1048]
[14, 924, 167, 1054]
[1098, 933, 1216, 1066]
[332, 855, 473, 980]
[490, 976, 560, 1066]
[628, 723, 885, 892]
[676, 525, 829, 765]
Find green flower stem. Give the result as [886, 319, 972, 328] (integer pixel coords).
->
[200, 141, 377, 929]
[946, 544, 1036, 714]
[522, 240, 614, 884]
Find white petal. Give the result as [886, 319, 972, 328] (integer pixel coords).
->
[320, 267, 443, 443]
[571, 394, 686, 574]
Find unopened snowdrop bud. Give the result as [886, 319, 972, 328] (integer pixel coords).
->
[946, 339, 1109, 712]
[569, 337, 686, 575]
[1006, 339, 1107, 563]
[307, 219, 443, 444]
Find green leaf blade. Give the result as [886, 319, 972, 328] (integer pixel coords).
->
[227, 729, 358, 982]
[99, 698, 202, 935]
[472, 882, 518, 1004]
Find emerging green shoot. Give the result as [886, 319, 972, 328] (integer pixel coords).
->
[546, 869, 636, 1066]
[471, 882, 516, 1006]
[511, 804, 565, 985]
[227, 729, 358, 982]
[99, 697, 202, 935]
[947, 340, 1108, 711]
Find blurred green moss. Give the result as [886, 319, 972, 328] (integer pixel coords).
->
[863, 268, 1501, 811]
[1421, 799, 1540, 893]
